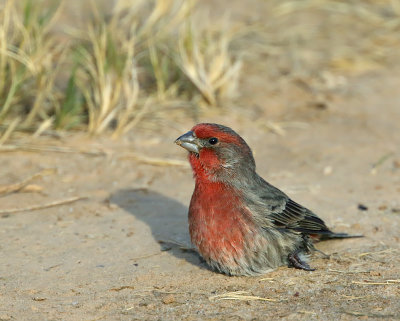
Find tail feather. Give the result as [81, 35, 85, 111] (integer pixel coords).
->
[319, 232, 364, 240]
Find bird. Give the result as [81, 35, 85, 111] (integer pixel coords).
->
[175, 123, 361, 276]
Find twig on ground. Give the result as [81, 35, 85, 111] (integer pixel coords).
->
[340, 295, 371, 301]
[359, 248, 398, 258]
[121, 153, 190, 167]
[371, 152, 394, 169]
[129, 252, 163, 261]
[0, 144, 189, 167]
[109, 285, 136, 292]
[19, 184, 44, 193]
[209, 291, 278, 302]
[0, 169, 55, 195]
[0, 196, 87, 214]
[342, 310, 400, 319]
[0, 144, 106, 156]
[328, 269, 370, 274]
[352, 280, 400, 285]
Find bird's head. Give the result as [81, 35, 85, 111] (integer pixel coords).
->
[175, 123, 256, 181]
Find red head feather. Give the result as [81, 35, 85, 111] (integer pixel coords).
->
[192, 123, 242, 145]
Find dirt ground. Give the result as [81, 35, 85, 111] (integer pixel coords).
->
[1, 1, 400, 320]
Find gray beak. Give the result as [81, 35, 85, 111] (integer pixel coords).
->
[175, 131, 200, 154]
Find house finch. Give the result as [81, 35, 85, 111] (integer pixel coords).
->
[175, 123, 361, 276]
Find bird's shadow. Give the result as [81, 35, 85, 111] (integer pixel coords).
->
[110, 188, 206, 269]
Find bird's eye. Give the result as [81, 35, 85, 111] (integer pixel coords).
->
[208, 137, 218, 145]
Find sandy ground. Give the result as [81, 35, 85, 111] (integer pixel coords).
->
[1, 70, 399, 321]
[1, 1, 400, 320]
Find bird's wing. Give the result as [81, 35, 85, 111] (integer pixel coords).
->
[253, 179, 333, 235]
[268, 198, 332, 235]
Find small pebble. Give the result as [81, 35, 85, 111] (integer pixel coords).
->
[358, 204, 368, 211]
[323, 166, 332, 175]
[369, 271, 381, 276]
[162, 294, 176, 304]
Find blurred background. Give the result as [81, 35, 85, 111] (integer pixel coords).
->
[1, 0, 399, 140]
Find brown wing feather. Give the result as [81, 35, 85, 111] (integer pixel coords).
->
[254, 176, 361, 238]
[269, 199, 333, 235]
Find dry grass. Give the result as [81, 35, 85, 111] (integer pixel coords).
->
[209, 291, 278, 302]
[0, 0, 241, 140]
[177, 21, 242, 106]
[1, 0, 400, 141]
[0, 0, 68, 136]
